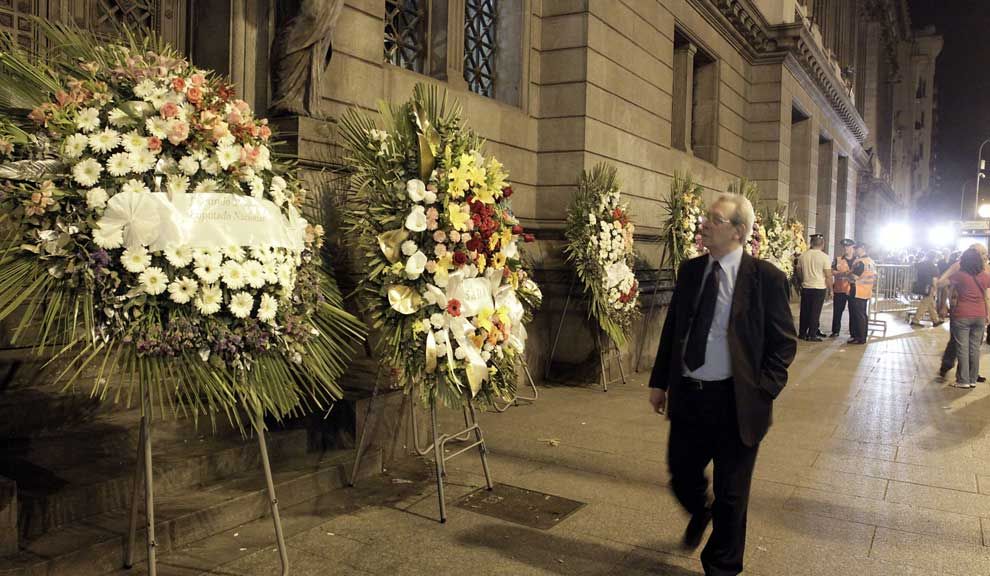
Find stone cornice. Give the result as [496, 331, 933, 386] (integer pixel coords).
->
[686, 0, 777, 61]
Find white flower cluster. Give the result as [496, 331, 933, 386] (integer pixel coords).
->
[579, 186, 637, 314]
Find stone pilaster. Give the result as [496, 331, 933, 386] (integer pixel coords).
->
[788, 115, 820, 232]
[445, 0, 469, 91]
[672, 44, 697, 152]
[816, 139, 837, 250]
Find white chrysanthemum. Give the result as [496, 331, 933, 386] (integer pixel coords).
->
[249, 177, 264, 198]
[401, 240, 418, 256]
[139, 266, 168, 295]
[195, 258, 222, 284]
[86, 187, 108, 210]
[257, 293, 278, 323]
[166, 174, 190, 195]
[92, 224, 123, 249]
[63, 134, 89, 159]
[178, 156, 199, 176]
[270, 175, 287, 194]
[194, 284, 222, 315]
[145, 117, 169, 139]
[221, 260, 246, 289]
[106, 152, 132, 177]
[194, 179, 220, 194]
[216, 143, 241, 170]
[133, 78, 158, 99]
[76, 107, 101, 132]
[218, 134, 236, 147]
[165, 245, 193, 267]
[168, 276, 198, 304]
[229, 291, 254, 319]
[270, 190, 287, 206]
[193, 248, 221, 265]
[198, 157, 219, 175]
[255, 146, 272, 171]
[122, 131, 148, 153]
[72, 158, 103, 187]
[224, 244, 246, 262]
[129, 149, 156, 173]
[122, 179, 150, 195]
[89, 128, 120, 154]
[242, 260, 266, 289]
[121, 246, 151, 273]
[107, 108, 133, 128]
[155, 156, 178, 175]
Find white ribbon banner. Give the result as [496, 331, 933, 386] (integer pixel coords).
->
[98, 191, 307, 251]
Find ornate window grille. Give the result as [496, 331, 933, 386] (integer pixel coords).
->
[0, 0, 36, 51]
[464, 0, 497, 98]
[93, 0, 158, 37]
[385, 0, 427, 73]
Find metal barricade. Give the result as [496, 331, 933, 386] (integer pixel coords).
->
[868, 264, 918, 336]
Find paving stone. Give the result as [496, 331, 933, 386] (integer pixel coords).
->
[885, 479, 990, 519]
[869, 527, 990, 574]
[813, 453, 979, 492]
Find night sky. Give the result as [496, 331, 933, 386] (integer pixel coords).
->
[908, 0, 990, 221]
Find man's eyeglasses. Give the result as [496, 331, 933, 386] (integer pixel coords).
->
[702, 213, 732, 226]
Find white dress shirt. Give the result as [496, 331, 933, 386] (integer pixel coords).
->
[684, 245, 743, 381]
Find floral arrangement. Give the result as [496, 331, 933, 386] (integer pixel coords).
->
[761, 209, 804, 278]
[339, 85, 541, 407]
[790, 218, 808, 255]
[563, 163, 639, 347]
[662, 173, 705, 275]
[0, 24, 363, 428]
[729, 178, 764, 258]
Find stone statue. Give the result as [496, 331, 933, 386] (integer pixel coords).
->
[271, 0, 345, 116]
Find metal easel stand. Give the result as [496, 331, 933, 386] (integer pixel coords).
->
[491, 361, 539, 413]
[124, 385, 291, 576]
[545, 273, 578, 381]
[636, 241, 667, 373]
[410, 375, 494, 523]
[595, 327, 627, 392]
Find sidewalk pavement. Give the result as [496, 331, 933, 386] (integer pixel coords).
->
[127, 309, 990, 575]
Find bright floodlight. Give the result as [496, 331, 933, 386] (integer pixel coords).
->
[928, 224, 955, 247]
[979, 203, 990, 218]
[881, 222, 912, 250]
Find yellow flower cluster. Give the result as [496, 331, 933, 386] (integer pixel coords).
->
[446, 148, 508, 204]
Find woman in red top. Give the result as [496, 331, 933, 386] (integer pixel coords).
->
[937, 248, 990, 388]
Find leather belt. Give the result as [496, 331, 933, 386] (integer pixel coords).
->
[681, 377, 733, 391]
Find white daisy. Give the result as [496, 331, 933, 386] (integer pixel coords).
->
[145, 117, 170, 139]
[133, 78, 159, 99]
[122, 179, 150, 195]
[270, 176, 287, 194]
[178, 156, 199, 176]
[241, 260, 266, 289]
[76, 107, 101, 132]
[224, 244, 246, 262]
[106, 152, 131, 177]
[166, 174, 189, 195]
[216, 143, 241, 170]
[86, 187, 108, 210]
[62, 134, 90, 159]
[229, 291, 254, 319]
[72, 158, 103, 187]
[193, 248, 221, 267]
[221, 260, 246, 289]
[92, 224, 123, 249]
[257, 293, 278, 323]
[270, 190, 287, 206]
[89, 128, 120, 154]
[129, 149, 156, 173]
[168, 276, 198, 304]
[164, 244, 193, 268]
[107, 108, 133, 128]
[121, 246, 151, 273]
[194, 258, 222, 284]
[255, 146, 272, 171]
[200, 157, 220, 175]
[249, 177, 264, 198]
[121, 131, 148, 153]
[139, 266, 168, 295]
[194, 179, 219, 194]
[194, 284, 222, 315]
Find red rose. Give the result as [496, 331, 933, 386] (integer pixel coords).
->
[447, 299, 462, 317]
[502, 186, 513, 198]
[511, 225, 523, 235]
[172, 77, 186, 92]
[453, 251, 468, 266]
[148, 137, 162, 151]
[523, 234, 535, 243]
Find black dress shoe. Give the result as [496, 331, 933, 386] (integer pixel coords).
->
[816, 331, 827, 338]
[682, 508, 712, 550]
[829, 332, 839, 338]
[847, 338, 858, 344]
[979, 375, 987, 383]
[808, 336, 823, 342]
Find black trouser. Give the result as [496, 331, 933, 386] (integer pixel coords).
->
[849, 297, 868, 341]
[831, 292, 849, 335]
[941, 329, 957, 375]
[799, 288, 827, 338]
[668, 379, 759, 576]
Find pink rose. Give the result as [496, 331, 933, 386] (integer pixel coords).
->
[160, 102, 179, 119]
[167, 122, 189, 145]
[434, 243, 448, 258]
[433, 230, 446, 243]
[425, 260, 438, 274]
[190, 73, 206, 87]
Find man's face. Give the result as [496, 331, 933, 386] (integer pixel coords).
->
[700, 200, 740, 252]
[856, 246, 866, 258]
[844, 245, 855, 257]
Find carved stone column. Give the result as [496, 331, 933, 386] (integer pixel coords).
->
[445, 0, 468, 90]
[671, 43, 697, 152]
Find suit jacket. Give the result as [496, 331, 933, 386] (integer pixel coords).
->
[649, 251, 798, 447]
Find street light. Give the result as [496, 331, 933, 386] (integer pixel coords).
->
[978, 203, 990, 219]
[975, 139, 990, 217]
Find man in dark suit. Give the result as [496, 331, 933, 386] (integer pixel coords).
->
[648, 193, 797, 576]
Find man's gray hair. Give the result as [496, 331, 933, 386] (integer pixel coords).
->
[715, 192, 755, 244]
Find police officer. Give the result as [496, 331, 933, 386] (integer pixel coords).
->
[830, 239, 856, 337]
[848, 243, 876, 345]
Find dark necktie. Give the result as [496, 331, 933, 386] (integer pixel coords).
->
[684, 261, 721, 371]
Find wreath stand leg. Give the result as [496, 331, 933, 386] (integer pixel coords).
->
[545, 273, 578, 381]
[635, 244, 665, 373]
[411, 377, 494, 523]
[595, 329, 627, 392]
[349, 367, 384, 487]
[491, 361, 539, 413]
[253, 409, 290, 576]
[595, 329, 609, 393]
[123, 381, 157, 574]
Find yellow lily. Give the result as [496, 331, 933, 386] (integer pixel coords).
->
[448, 202, 471, 231]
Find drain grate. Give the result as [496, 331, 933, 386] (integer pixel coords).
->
[454, 483, 585, 530]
